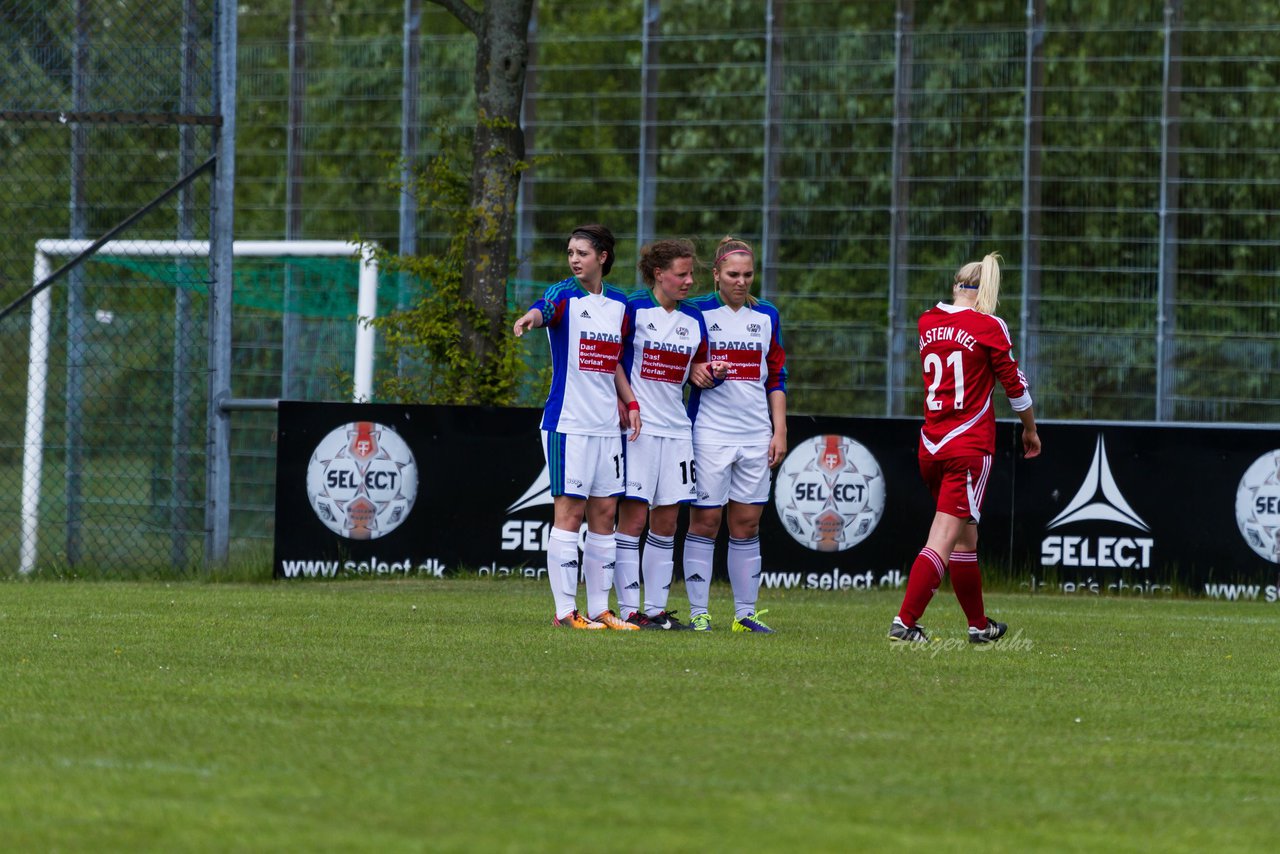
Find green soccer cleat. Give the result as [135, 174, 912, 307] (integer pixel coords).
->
[690, 613, 712, 632]
[732, 610, 774, 633]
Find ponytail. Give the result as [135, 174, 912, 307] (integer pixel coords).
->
[955, 252, 1002, 314]
[975, 252, 1002, 315]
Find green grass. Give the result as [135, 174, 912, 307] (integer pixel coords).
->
[1, 579, 1277, 851]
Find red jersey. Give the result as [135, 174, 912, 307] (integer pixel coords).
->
[917, 302, 1032, 459]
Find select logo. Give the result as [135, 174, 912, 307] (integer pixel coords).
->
[1041, 435, 1154, 569]
[305, 421, 418, 540]
[502, 465, 557, 552]
[774, 434, 885, 553]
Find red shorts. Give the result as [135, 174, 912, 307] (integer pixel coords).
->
[919, 454, 992, 522]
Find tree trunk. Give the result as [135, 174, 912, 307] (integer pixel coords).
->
[461, 0, 534, 384]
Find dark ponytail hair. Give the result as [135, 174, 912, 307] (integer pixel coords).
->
[569, 224, 616, 276]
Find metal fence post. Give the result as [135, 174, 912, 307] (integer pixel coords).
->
[635, 0, 660, 274]
[397, 0, 423, 384]
[886, 0, 913, 417]
[207, 0, 238, 566]
[1156, 0, 1183, 421]
[760, 0, 784, 300]
[1020, 0, 1044, 388]
[65, 0, 90, 566]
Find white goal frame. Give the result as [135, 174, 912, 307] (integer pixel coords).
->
[22, 239, 379, 574]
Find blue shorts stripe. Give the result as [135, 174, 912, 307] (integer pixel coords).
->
[546, 431, 568, 497]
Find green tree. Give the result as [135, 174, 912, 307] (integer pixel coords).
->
[415, 0, 535, 402]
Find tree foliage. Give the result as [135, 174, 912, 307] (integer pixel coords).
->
[370, 131, 527, 405]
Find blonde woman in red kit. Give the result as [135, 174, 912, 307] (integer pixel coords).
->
[889, 253, 1041, 644]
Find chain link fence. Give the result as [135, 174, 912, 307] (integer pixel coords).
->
[231, 1, 1280, 422]
[5, 1, 1280, 573]
[0, 1, 225, 575]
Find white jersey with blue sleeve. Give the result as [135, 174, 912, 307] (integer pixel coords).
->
[530, 277, 630, 437]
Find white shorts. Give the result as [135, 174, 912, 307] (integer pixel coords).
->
[623, 432, 697, 507]
[693, 442, 771, 507]
[542, 431, 624, 499]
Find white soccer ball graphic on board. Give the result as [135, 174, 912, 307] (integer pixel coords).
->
[305, 421, 418, 540]
[1236, 449, 1280, 564]
[775, 434, 885, 552]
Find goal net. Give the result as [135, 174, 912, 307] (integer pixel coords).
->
[20, 239, 382, 575]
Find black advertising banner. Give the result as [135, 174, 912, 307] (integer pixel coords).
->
[274, 402, 549, 580]
[1006, 421, 1280, 600]
[274, 402, 1280, 602]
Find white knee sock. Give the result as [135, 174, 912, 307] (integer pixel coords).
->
[613, 532, 642, 619]
[728, 535, 762, 618]
[583, 531, 616, 620]
[547, 526, 580, 620]
[683, 533, 715, 616]
[642, 532, 675, 616]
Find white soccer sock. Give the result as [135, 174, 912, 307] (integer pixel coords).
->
[683, 533, 715, 616]
[728, 535, 762, 619]
[613, 532, 642, 618]
[642, 532, 676, 616]
[582, 531, 616, 620]
[547, 526, 581, 620]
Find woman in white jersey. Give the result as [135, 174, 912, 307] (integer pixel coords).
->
[613, 239, 725, 630]
[684, 236, 788, 632]
[513, 224, 642, 631]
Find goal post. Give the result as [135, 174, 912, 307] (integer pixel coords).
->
[21, 239, 380, 575]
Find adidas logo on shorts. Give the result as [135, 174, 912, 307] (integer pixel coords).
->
[686, 573, 706, 583]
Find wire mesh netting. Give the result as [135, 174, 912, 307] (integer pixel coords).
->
[229, 1, 1280, 424]
[0, 1, 222, 574]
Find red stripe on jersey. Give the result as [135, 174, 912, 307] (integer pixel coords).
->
[765, 336, 787, 392]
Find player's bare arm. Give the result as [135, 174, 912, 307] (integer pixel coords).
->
[688, 360, 728, 389]
[614, 364, 641, 441]
[1018, 408, 1041, 459]
[513, 308, 542, 337]
[767, 388, 788, 467]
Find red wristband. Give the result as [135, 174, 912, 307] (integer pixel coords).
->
[626, 400, 640, 412]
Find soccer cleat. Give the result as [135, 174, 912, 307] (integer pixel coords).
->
[888, 617, 928, 643]
[732, 610, 774, 633]
[553, 610, 606, 630]
[969, 618, 1008, 644]
[645, 610, 690, 631]
[690, 613, 712, 632]
[624, 610, 660, 630]
[591, 609, 640, 631]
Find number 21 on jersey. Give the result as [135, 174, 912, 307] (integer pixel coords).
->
[924, 351, 965, 411]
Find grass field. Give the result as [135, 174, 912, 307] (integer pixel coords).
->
[1, 578, 1277, 852]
